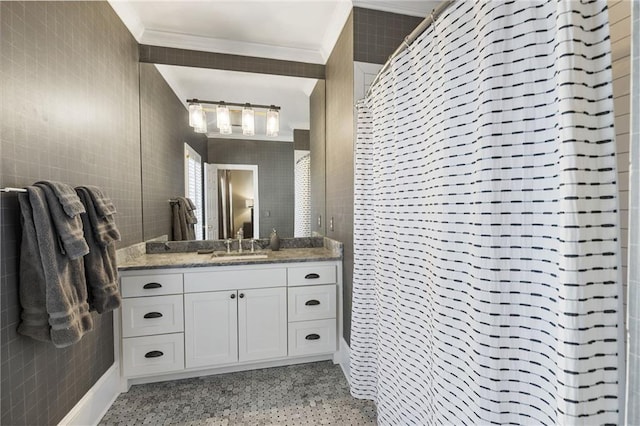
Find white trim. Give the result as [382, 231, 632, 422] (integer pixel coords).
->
[354, 61, 383, 102]
[107, 1, 145, 41]
[211, 164, 260, 239]
[352, 0, 439, 18]
[337, 337, 351, 387]
[141, 30, 324, 64]
[319, 0, 353, 62]
[57, 363, 121, 426]
[126, 354, 333, 387]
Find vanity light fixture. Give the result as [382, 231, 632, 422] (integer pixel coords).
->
[186, 98, 280, 137]
[242, 104, 255, 136]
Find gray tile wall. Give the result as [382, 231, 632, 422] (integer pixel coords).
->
[140, 63, 207, 240]
[140, 45, 325, 79]
[325, 12, 355, 344]
[208, 139, 294, 238]
[353, 7, 423, 65]
[0, 2, 140, 425]
[626, 1, 639, 423]
[310, 81, 327, 236]
[294, 129, 310, 151]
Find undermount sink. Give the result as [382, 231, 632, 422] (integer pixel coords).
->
[212, 251, 269, 260]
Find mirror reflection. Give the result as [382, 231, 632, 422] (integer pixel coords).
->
[140, 63, 325, 241]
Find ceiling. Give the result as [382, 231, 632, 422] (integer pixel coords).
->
[109, 1, 439, 141]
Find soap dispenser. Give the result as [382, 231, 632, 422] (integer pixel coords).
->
[269, 228, 280, 251]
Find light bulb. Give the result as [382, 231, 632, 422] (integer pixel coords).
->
[266, 107, 279, 137]
[188, 103, 202, 127]
[216, 104, 230, 131]
[194, 109, 207, 133]
[242, 105, 255, 136]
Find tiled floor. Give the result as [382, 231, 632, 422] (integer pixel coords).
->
[100, 361, 377, 425]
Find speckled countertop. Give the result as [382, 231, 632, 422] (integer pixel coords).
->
[118, 247, 341, 271]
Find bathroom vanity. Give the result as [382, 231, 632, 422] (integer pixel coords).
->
[116, 241, 342, 389]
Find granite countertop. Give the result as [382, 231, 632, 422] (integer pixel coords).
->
[118, 247, 341, 271]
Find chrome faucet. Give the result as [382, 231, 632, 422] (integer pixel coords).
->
[236, 229, 244, 253]
[225, 239, 233, 254]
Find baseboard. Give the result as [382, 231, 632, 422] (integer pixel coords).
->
[338, 337, 351, 387]
[58, 363, 121, 426]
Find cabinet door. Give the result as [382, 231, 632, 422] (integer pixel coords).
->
[238, 287, 287, 362]
[184, 291, 238, 368]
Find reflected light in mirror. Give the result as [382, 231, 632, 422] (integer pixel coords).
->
[266, 107, 279, 137]
[193, 109, 207, 133]
[188, 102, 203, 127]
[242, 105, 255, 136]
[217, 103, 231, 133]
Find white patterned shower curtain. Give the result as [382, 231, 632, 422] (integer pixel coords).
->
[351, 1, 625, 425]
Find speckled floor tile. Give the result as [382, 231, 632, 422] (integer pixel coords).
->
[99, 361, 376, 425]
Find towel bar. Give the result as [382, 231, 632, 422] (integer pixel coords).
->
[0, 187, 27, 193]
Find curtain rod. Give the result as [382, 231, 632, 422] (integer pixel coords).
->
[365, 0, 455, 98]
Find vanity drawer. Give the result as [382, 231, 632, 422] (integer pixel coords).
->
[122, 333, 184, 377]
[184, 268, 286, 293]
[288, 285, 336, 322]
[121, 295, 184, 338]
[287, 265, 336, 286]
[288, 319, 336, 356]
[121, 273, 183, 298]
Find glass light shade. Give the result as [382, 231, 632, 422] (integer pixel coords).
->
[242, 106, 255, 136]
[216, 104, 231, 130]
[188, 103, 203, 127]
[266, 108, 279, 137]
[193, 109, 207, 134]
[220, 124, 232, 135]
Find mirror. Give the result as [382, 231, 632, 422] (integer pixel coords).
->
[139, 63, 326, 241]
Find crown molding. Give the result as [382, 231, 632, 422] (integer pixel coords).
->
[319, 0, 353, 62]
[141, 30, 325, 64]
[108, 1, 145, 41]
[352, 0, 433, 18]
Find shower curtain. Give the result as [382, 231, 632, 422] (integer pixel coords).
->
[351, 1, 624, 425]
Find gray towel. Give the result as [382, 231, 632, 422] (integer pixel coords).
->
[18, 186, 93, 347]
[76, 187, 121, 313]
[35, 183, 89, 259]
[35, 180, 85, 218]
[17, 192, 51, 343]
[76, 186, 120, 246]
[172, 197, 196, 240]
[79, 185, 117, 217]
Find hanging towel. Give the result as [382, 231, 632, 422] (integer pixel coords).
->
[16, 192, 51, 343]
[17, 186, 93, 348]
[76, 186, 120, 246]
[76, 187, 121, 313]
[79, 185, 117, 217]
[35, 180, 85, 218]
[171, 197, 197, 240]
[34, 182, 89, 259]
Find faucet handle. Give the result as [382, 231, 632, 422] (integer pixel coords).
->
[225, 238, 233, 253]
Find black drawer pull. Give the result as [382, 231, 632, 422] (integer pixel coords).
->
[230, 293, 236, 299]
[144, 350, 164, 358]
[304, 273, 320, 279]
[143, 282, 162, 289]
[305, 333, 320, 340]
[305, 300, 320, 306]
[143, 312, 163, 319]
[239, 293, 245, 299]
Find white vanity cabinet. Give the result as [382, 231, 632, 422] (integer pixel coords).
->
[118, 260, 342, 386]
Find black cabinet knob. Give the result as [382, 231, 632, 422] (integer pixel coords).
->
[143, 312, 163, 319]
[143, 282, 162, 289]
[144, 350, 164, 358]
[305, 300, 320, 306]
[239, 293, 245, 299]
[304, 273, 320, 279]
[230, 293, 236, 299]
[305, 333, 320, 340]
